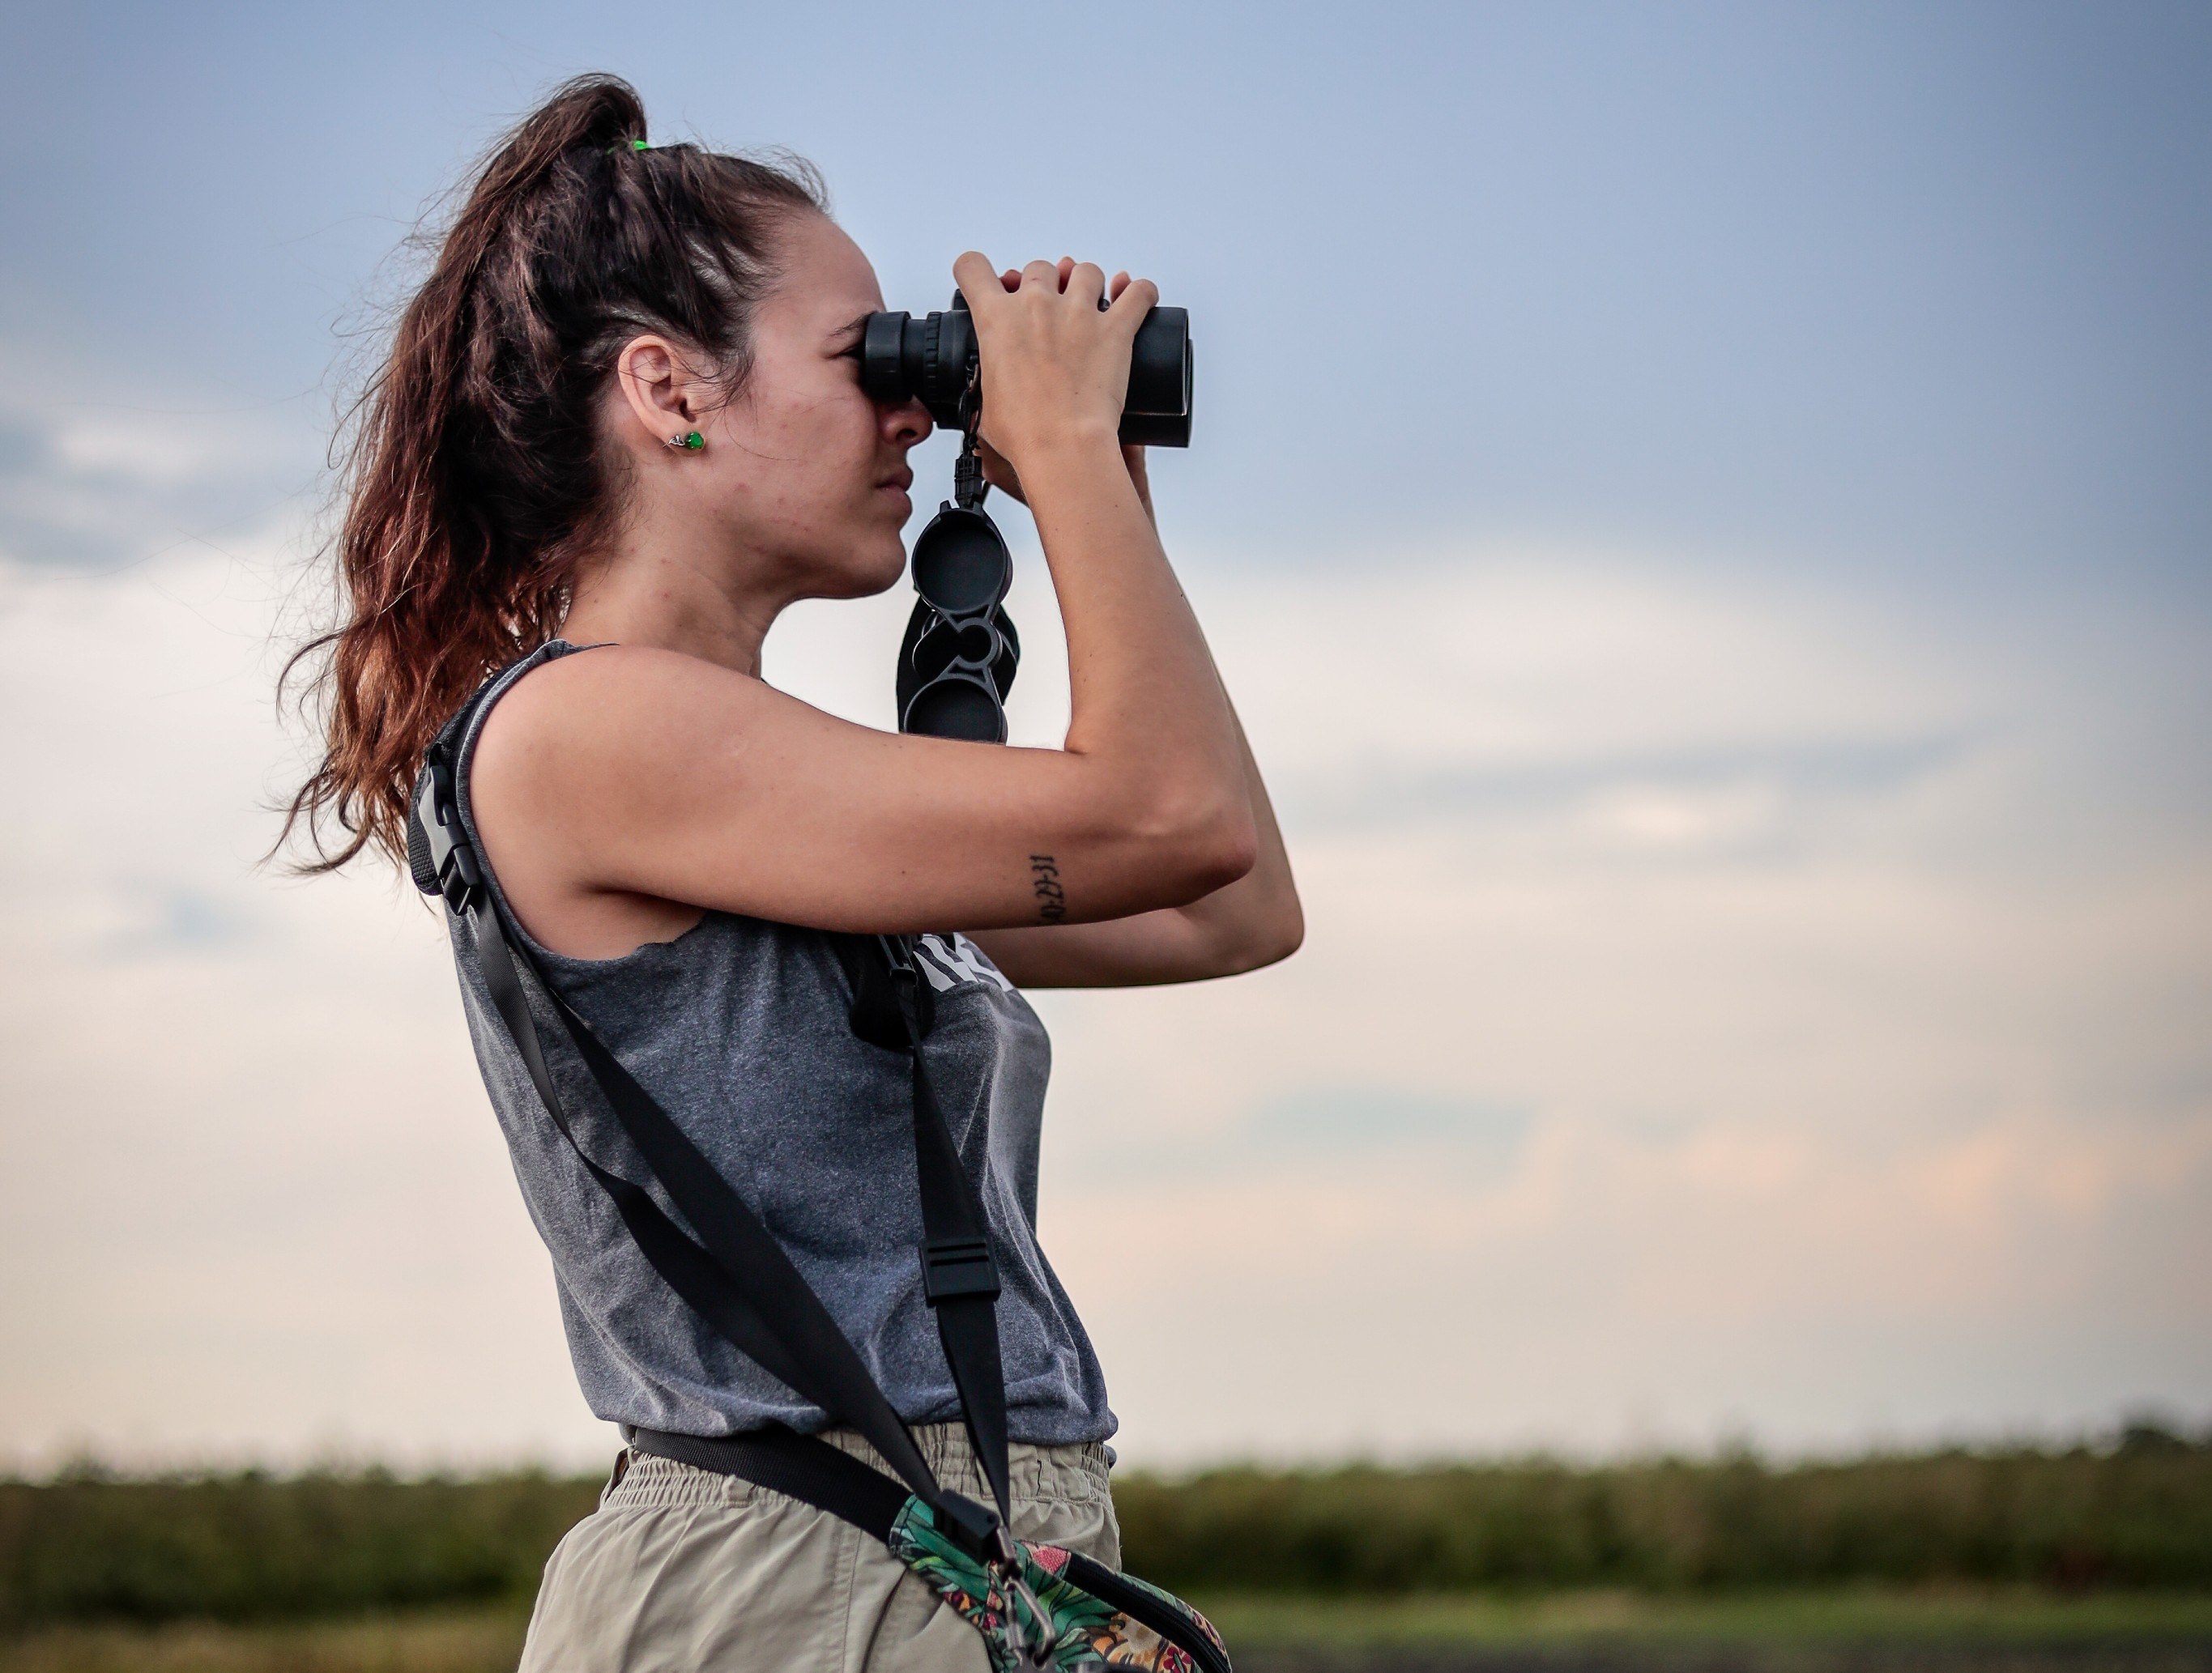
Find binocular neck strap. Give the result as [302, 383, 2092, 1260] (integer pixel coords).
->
[417, 723, 1022, 1545]
[475, 894, 952, 1509]
[412, 739, 952, 1518]
[953, 361, 988, 511]
[880, 934, 1016, 1527]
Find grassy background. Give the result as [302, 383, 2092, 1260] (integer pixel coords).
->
[0, 1473, 592, 1628]
[6, 1594, 2212, 1673]
[2, 1432, 2207, 1665]
[0, 1611, 529, 1673]
[1112, 1433, 2212, 1595]
[1191, 1588, 2212, 1650]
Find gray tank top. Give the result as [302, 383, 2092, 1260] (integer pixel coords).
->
[443, 641, 1115, 1445]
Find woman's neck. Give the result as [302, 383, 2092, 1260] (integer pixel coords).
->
[560, 536, 787, 679]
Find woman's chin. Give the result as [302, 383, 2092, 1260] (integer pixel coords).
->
[806, 543, 910, 602]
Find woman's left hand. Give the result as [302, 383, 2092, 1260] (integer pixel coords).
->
[976, 265, 1154, 526]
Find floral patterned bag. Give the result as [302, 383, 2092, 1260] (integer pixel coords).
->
[889, 1497, 1231, 1673]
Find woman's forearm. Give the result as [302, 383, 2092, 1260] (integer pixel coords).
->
[1019, 435, 1251, 862]
[957, 253, 1250, 885]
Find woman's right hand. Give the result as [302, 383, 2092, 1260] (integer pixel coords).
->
[974, 267, 1157, 525]
[953, 252, 1157, 479]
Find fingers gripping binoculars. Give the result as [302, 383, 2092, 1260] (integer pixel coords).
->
[868, 292, 1195, 743]
[859, 293, 1195, 449]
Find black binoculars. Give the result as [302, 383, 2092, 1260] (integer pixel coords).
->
[880, 292, 1195, 743]
[859, 294, 1194, 448]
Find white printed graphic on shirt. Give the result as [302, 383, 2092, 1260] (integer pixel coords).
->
[914, 933, 1016, 994]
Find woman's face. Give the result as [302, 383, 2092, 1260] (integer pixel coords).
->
[691, 211, 931, 601]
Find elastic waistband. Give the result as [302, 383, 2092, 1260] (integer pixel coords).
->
[603, 1421, 1112, 1516]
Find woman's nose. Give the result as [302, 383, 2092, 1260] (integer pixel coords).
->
[883, 397, 931, 446]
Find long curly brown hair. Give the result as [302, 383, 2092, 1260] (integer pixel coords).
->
[279, 74, 821, 872]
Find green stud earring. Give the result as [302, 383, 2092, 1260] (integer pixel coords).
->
[666, 430, 705, 452]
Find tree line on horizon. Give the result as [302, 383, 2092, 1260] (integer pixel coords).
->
[2, 1432, 2208, 1628]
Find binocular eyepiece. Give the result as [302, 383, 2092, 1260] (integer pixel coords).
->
[859, 294, 1194, 448]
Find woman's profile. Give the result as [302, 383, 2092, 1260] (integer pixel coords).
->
[285, 73, 1299, 1671]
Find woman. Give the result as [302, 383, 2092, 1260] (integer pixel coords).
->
[288, 74, 1299, 1671]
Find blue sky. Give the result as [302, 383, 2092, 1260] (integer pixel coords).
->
[7, 2, 2207, 587]
[0, 2, 2206, 1468]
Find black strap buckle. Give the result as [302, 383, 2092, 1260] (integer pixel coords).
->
[933, 1489, 1012, 1564]
[920, 1235, 1001, 1304]
[413, 763, 484, 912]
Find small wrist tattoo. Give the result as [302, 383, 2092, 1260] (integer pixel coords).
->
[1029, 854, 1067, 923]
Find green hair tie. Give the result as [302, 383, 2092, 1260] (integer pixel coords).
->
[610, 138, 650, 155]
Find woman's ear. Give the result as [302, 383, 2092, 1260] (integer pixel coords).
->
[614, 334, 702, 448]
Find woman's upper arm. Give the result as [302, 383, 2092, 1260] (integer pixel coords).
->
[469, 645, 1255, 936]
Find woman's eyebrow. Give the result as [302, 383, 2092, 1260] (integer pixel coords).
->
[829, 311, 873, 347]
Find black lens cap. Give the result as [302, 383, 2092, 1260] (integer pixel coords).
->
[910, 504, 1011, 619]
[904, 674, 1006, 743]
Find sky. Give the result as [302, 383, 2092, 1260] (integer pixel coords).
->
[0, 2, 2206, 1472]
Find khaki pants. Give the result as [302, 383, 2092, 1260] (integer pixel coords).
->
[521, 1424, 1122, 1672]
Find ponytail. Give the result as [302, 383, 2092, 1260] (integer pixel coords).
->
[280, 74, 822, 871]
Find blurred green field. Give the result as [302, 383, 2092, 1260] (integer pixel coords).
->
[5, 1591, 2211, 1673]
[1195, 1586, 2212, 1649]
[1113, 1436, 2212, 1595]
[0, 1609, 526, 1673]
[3, 1433, 2208, 1671]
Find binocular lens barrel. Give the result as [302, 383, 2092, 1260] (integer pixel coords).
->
[860, 298, 1194, 448]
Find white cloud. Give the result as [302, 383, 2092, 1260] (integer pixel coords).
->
[0, 526, 2205, 1473]
[0, 345, 322, 574]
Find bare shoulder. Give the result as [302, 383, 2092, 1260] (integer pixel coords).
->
[473, 645, 769, 806]
[467, 645, 780, 953]
[469, 644, 764, 875]
[479, 643, 745, 743]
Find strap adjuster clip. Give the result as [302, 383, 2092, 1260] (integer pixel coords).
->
[932, 1489, 1008, 1564]
[919, 1236, 1000, 1305]
[414, 764, 484, 913]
